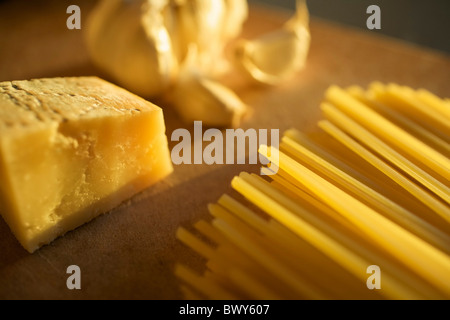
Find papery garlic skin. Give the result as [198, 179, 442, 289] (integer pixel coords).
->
[85, 0, 178, 97]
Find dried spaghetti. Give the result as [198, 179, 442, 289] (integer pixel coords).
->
[175, 83, 450, 299]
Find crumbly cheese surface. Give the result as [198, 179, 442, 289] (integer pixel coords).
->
[0, 77, 173, 253]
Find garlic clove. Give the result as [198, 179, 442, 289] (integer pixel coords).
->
[233, 0, 310, 86]
[169, 72, 248, 128]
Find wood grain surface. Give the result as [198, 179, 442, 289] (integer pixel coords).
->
[0, 0, 449, 300]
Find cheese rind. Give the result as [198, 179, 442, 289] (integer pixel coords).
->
[0, 77, 173, 252]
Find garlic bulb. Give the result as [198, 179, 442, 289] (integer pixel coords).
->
[86, 0, 248, 126]
[85, 0, 310, 127]
[86, 0, 247, 93]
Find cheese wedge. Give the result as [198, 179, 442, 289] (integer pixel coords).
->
[0, 77, 173, 253]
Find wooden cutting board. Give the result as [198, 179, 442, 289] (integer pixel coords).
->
[0, 0, 449, 300]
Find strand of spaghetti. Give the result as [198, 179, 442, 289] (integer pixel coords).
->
[269, 175, 398, 253]
[177, 227, 284, 300]
[217, 194, 370, 296]
[269, 216, 388, 299]
[241, 172, 445, 299]
[221, 187, 349, 263]
[219, 194, 328, 256]
[319, 119, 450, 224]
[278, 138, 450, 253]
[259, 144, 450, 296]
[266, 173, 396, 283]
[394, 84, 450, 131]
[264, 218, 384, 299]
[221, 191, 361, 247]
[176, 227, 216, 259]
[203, 270, 236, 296]
[203, 269, 265, 300]
[265, 169, 376, 242]
[203, 237, 307, 299]
[174, 264, 237, 300]
[282, 129, 448, 228]
[284, 128, 423, 199]
[218, 194, 274, 237]
[372, 83, 450, 136]
[190, 220, 269, 282]
[369, 82, 450, 142]
[416, 88, 450, 120]
[271, 166, 321, 200]
[210, 245, 303, 299]
[228, 268, 283, 300]
[321, 102, 450, 211]
[177, 228, 268, 296]
[208, 239, 273, 283]
[178, 227, 248, 280]
[268, 175, 344, 225]
[210, 216, 326, 299]
[194, 220, 229, 246]
[194, 221, 283, 289]
[206, 245, 272, 285]
[348, 86, 450, 154]
[194, 222, 273, 286]
[325, 85, 450, 180]
[210, 204, 290, 263]
[285, 128, 380, 182]
[177, 226, 264, 288]
[209, 203, 333, 299]
[231, 173, 421, 299]
[179, 285, 205, 300]
[270, 170, 365, 236]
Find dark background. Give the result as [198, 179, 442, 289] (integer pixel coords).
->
[0, 0, 448, 53]
[252, 0, 450, 54]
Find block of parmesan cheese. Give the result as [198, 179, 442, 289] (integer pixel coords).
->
[0, 77, 173, 253]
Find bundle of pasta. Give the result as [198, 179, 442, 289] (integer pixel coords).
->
[175, 83, 450, 299]
[85, 0, 310, 127]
